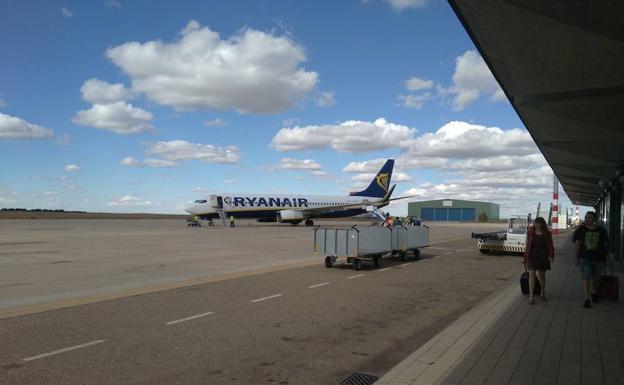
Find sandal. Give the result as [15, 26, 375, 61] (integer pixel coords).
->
[529, 296, 535, 305]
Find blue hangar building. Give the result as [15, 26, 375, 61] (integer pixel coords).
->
[407, 199, 500, 222]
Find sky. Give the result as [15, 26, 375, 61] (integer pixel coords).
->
[0, 0, 583, 217]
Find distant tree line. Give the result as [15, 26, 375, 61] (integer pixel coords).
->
[1, 208, 86, 213]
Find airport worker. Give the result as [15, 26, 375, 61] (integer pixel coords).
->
[229, 215, 235, 228]
[523, 217, 554, 305]
[573, 211, 609, 308]
[414, 216, 421, 226]
[406, 216, 413, 226]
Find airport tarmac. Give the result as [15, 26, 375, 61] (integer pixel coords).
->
[0, 219, 505, 311]
[0, 219, 519, 385]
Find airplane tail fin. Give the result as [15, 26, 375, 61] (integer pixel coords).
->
[349, 159, 394, 198]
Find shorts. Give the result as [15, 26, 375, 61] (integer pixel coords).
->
[580, 259, 603, 280]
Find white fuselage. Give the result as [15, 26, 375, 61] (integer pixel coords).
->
[185, 192, 382, 221]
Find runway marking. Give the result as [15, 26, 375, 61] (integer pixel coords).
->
[308, 282, 330, 289]
[399, 263, 411, 267]
[444, 251, 453, 255]
[377, 267, 391, 272]
[166, 311, 215, 325]
[346, 274, 365, 280]
[251, 293, 283, 303]
[23, 340, 106, 362]
[454, 248, 472, 252]
[428, 247, 452, 250]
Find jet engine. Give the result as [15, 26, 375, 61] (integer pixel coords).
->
[276, 210, 305, 224]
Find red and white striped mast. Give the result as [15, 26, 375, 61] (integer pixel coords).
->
[552, 174, 559, 235]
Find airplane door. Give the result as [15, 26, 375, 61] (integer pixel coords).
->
[209, 194, 223, 209]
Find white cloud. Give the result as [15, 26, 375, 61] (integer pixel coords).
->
[120, 156, 177, 168]
[0, 95, 7, 108]
[274, 158, 322, 170]
[311, 170, 327, 176]
[146, 140, 241, 163]
[192, 186, 211, 193]
[60, 7, 73, 18]
[316, 91, 335, 107]
[106, 20, 318, 113]
[398, 93, 432, 109]
[73, 101, 154, 134]
[405, 77, 433, 91]
[204, 118, 227, 127]
[0, 112, 54, 139]
[80, 78, 133, 104]
[387, 0, 428, 11]
[107, 195, 152, 207]
[446, 154, 547, 172]
[343, 158, 388, 173]
[64, 164, 80, 172]
[223, 179, 236, 184]
[391, 172, 412, 182]
[104, 0, 121, 9]
[143, 158, 177, 168]
[446, 50, 505, 111]
[398, 157, 448, 169]
[404, 121, 536, 159]
[120, 156, 140, 167]
[350, 171, 411, 183]
[271, 117, 415, 153]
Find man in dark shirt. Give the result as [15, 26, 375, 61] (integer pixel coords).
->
[573, 211, 609, 308]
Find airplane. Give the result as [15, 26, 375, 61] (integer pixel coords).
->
[185, 159, 405, 226]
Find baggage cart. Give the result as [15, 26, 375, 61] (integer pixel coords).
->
[390, 225, 430, 261]
[313, 225, 429, 270]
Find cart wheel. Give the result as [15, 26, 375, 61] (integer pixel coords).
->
[374, 256, 383, 268]
[479, 249, 489, 254]
[413, 249, 421, 259]
[324, 256, 334, 268]
[400, 251, 408, 262]
[353, 259, 363, 271]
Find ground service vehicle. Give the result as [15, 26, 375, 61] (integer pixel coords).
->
[471, 215, 528, 254]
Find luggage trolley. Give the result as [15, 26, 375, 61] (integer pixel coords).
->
[313, 225, 392, 270]
[313, 225, 430, 270]
[390, 225, 430, 261]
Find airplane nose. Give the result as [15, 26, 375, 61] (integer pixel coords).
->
[185, 205, 195, 215]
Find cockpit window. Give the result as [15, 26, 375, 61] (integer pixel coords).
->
[194, 199, 207, 203]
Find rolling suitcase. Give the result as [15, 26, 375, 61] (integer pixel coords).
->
[598, 263, 619, 300]
[520, 264, 541, 295]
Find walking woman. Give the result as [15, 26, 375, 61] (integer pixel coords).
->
[524, 217, 555, 304]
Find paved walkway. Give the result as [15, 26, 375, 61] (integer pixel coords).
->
[376, 233, 624, 385]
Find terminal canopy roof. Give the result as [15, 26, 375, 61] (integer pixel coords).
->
[448, 0, 624, 207]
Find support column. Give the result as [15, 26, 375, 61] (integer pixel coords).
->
[552, 175, 559, 235]
[610, 182, 622, 261]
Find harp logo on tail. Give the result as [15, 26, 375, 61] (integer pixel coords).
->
[376, 172, 389, 192]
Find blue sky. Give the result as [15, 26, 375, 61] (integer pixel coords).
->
[0, 0, 579, 217]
